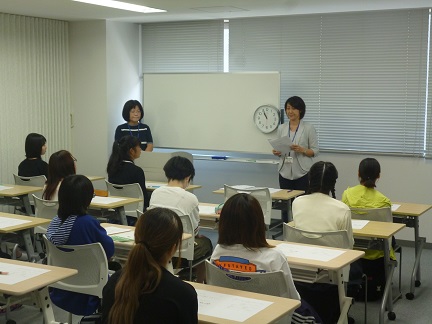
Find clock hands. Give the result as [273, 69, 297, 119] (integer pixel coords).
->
[263, 111, 268, 119]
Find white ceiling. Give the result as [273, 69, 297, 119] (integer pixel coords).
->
[0, 0, 430, 23]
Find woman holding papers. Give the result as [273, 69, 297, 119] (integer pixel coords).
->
[102, 208, 198, 324]
[272, 96, 318, 222]
[114, 99, 153, 152]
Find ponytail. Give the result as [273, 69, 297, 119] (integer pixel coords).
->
[107, 136, 140, 176]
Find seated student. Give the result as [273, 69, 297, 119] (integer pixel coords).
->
[211, 193, 320, 323]
[18, 133, 48, 177]
[149, 156, 212, 283]
[107, 135, 149, 210]
[292, 161, 353, 323]
[42, 150, 76, 201]
[102, 208, 198, 324]
[342, 157, 393, 300]
[293, 161, 354, 248]
[46, 174, 114, 316]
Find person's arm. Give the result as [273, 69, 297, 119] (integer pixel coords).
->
[114, 125, 122, 141]
[292, 124, 319, 157]
[343, 210, 354, 249]
[145, 125, 154, 152]
[145, 143, 153, 152]
[93, 220, 115, 258]
[137, 168, 149, 209]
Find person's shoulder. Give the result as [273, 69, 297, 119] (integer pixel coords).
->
[162, 269, 197, 295]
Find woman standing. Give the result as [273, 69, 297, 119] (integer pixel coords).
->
[114, 100, 153, 152]
[272, 96, 318, 222]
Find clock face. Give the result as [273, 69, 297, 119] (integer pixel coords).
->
[253, 105, 280, 133]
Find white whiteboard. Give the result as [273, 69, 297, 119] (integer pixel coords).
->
[143, 72, 280, 154]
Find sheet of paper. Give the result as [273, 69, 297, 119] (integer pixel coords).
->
[199, 205, 217, 215]
[391, 204, 401, 212]
[146, 182, 167, 189]
[104, 226, 131, 235]
[91, 196, 126, 204]
[351, 219, 370, 229]
[275, 243, 345, 262]
[0, 185, 13, 191]
[0, 217, 32, 229]
[0, 262, 50, 285]
[268, 136, 292, 155]
[111, 230, 135, 242]
[196, 289, 273, 322]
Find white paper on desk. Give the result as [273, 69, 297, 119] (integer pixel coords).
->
[391, 204, 401, 212]
[146, 182, 167, 189]
[196, 289, 273, 322]
[0, 185, 12, 191]
[0, 217, 31, 229]
[268, 136, 292, 155]
[104, 226, 131, 235]
[276, 243, 345, 262]
[91, 196, 126, 204]
[199, 205, 216, 215]
[113, 230, 134, 240]
[351, 219, 369, 229]
[0, 262, 50, 285]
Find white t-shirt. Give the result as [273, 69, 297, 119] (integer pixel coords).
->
[149, 186, 200, 234]
[211, 244, 300, 300]
[292, 192, 354, 248]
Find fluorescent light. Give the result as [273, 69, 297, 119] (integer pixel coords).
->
[73, 0, 166, 13]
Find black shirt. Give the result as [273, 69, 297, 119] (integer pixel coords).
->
[108, 160, 149, 208]
[18, 158, 48, 178]
[102, 268, 198, 324]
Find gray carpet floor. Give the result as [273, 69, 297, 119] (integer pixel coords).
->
[2, 229, 432, 324]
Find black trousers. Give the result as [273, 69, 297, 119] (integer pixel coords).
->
[278, 173, 309, 222]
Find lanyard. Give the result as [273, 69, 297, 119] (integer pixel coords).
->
[287, 122, 299, 158]
[128, 124, 140, 138]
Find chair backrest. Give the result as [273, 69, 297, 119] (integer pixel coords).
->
[223, 184, 272, 226]
[205, 260, 290, 298]
[105, 180, 144, 217]
[172, 214, 195, 261]
[33, 194, 59, 234]
[283, 223, 351, 249]
[350, 207, 393, 223]
[13, 173, 46, 201]
[43, 235, 108, 298]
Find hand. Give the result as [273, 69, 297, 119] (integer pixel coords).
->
[291, 145, 305, 154]
[272, 149, 282, 156]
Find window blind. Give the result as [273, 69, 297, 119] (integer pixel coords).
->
[141, 20, 224, 73]
[230, 9, 430, 156]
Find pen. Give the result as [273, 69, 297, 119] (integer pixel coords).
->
[0, 271, 9, 275]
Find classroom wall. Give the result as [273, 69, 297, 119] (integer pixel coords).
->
[69, 20, 140, 185]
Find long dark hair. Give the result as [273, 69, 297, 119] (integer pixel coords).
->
[359, 158, 381, 188]
[58, 175, 94, 222]
[43, 150, 76, 200]
[107, 136, 140, 176]
[108, 208, 183, 324]
[218, 193, 272, 249]
[308, 161, 338, 198]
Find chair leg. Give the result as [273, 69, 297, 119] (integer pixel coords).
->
[68, 312, 73, 324]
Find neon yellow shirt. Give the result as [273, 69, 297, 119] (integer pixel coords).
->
[342, 185, 394, 260]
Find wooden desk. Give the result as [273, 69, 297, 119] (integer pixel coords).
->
[90, 196, 143, 225]
[352, 220, 406, 324]
[86, 175, 105, 181]
[392, 202, 432, 299]
[0, 258, 77, 323]
[0, 212, 50, 261]
[189, 282, 300, 324]
[0, 184, 42, 215]
[198, 203, 219, 229]
[268, 240, 364, 324]
[101, 223, 192, 264]
[147, 180, 202, 192]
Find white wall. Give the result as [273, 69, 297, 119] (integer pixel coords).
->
[69, 20, 140, 187]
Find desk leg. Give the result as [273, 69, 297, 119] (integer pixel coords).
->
[336, 269, 351, 324]
[20, 194, 33, 216]
[31, 287, 63, 324]
[116, 206, 128, 225]
[21, 229, 38, 262]
[379, 240, 396, 324]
